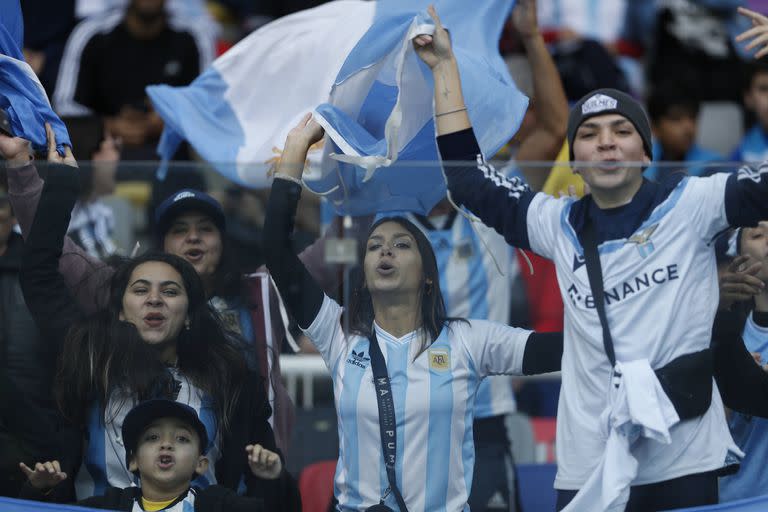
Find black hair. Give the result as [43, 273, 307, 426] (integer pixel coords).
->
[647, 82, 700, 124]
[348, 216, 465, 357]
[743, 61, 768, 93]
[55, 251, 248, 435]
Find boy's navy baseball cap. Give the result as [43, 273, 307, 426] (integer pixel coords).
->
[567, 88, 653, 161]
[122, 399, 209, 469]
[154, 189, 226, 239]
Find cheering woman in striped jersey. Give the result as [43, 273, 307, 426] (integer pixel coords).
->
[264, 115, 562, 512]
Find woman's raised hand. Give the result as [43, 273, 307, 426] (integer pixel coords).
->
[45, 123, 77, 168]
[285, 113, 325, 151]
[413, 5, 454, 69]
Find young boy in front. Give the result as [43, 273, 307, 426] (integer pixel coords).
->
[19, 400, 298, 511]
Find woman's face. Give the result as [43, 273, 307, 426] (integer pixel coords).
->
[363, 221, 424, 298]
[119, 261, 190, 346]
[163, 212, 223, 280]
[742, 221, 768, 282]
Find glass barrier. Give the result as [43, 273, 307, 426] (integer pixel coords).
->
[8, 158, 762, 415]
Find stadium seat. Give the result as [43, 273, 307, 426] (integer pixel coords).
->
[299, 460, 336, 512]
[530, 417, 557, 463]
[516, 463, 557, 512]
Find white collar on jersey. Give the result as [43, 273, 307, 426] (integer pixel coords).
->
[372, 321, 425, 346]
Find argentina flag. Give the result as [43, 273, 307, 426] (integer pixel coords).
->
[0, 0, 71, 154]
[148, 0, 526, 214]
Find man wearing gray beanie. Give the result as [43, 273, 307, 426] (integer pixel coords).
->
[417, 5, 768, 511]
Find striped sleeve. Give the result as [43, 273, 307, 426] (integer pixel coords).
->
[437, 129, 536, 250]
[302, 294, 348, 372]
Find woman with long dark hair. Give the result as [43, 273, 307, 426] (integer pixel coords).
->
[264, 115, 561, 512]
[18, 158, 299, 509]
[0, 125, 294, 455]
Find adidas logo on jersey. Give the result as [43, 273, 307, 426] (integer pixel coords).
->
[346, 349, 371, 369]
[486, 491, 508, 510]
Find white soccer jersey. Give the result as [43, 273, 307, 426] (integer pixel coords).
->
[303, 295, 532, 512]
[525, 173, 741, 488]
[405, 212, 520, 418]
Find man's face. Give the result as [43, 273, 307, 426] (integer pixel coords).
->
[571, 114, 649, 194]
[746, 73, 768, 132]
[129, 417, 207, 493]
[0, 203, 15, 247]
[129, 0, 165, 21]
[653, 107, 697, 159]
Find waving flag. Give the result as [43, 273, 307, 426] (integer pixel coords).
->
[148, 0, 526, 214]
[0, 0, 71, 154]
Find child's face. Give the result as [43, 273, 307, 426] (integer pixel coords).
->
[129, 417, 207, 492]
[653, 107, 697, 158]
[746, 73, 768, 131]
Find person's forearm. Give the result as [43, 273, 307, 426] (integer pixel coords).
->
[516, 33, 568, 191]
[523, 33, 568, 141]
[274, 141, 311, 180]
[432, 57, 472, 136]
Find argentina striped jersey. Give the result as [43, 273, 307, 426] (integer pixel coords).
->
[303, 295, 532, 512]
[75, 369, 220, 499]
[405, 213, 520, 418]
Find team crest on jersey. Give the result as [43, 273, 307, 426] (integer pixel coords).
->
[626, 224, 659, 258]
[346, 349, 370, 369]
[428, 348, 450, 371]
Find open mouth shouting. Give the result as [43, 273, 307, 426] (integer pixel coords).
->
[144, 312, 166, 328]
[376, 260, 395, 276]
[184, 248, 205, 264]
[157, 454, 175, 470]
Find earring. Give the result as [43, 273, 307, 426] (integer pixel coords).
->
[185, 320, 191, 331]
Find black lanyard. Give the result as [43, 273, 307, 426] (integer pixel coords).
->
[367, 332, 409, 512]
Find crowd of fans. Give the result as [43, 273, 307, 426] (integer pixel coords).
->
[0, 0, 767, 511]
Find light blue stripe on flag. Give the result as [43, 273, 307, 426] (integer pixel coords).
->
[312, 0, 527, 216]
[0, 0, 71, 154]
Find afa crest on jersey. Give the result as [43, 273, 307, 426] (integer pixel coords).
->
[428, 348, 451, 371]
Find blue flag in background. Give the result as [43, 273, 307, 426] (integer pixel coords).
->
[0, 0, 70, 154]
[311, 0, 527, 215]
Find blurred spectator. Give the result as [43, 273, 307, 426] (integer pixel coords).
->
[20, 0, 78, 98]
[733, 61, 768, 162]
[534, 0, 651, 98]
[64, 116, 121, 259]
[718, 222, 768, 502]
[0, 191, 53, 498]
[74, 0, 217, 56]
[53, 0, 207, 159]
[645, 82, 723, 181]
[648, 0, 750, 102]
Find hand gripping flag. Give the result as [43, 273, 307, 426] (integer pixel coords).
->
[148, 0, 527, 215]
[0, 0, 71, 154]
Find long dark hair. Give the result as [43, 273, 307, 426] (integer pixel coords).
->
[348, 216, 463, 356]
[55, 252, 248, 434]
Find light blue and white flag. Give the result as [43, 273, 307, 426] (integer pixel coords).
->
[311, 0, 527, 215]
[148, 0, 526, 215]
[0, 0, 71, 154]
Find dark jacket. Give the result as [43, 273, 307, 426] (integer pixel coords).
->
[18, 167, 300, 511]
[21, 484, 267, 512]
[0, 232, 51, 405]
